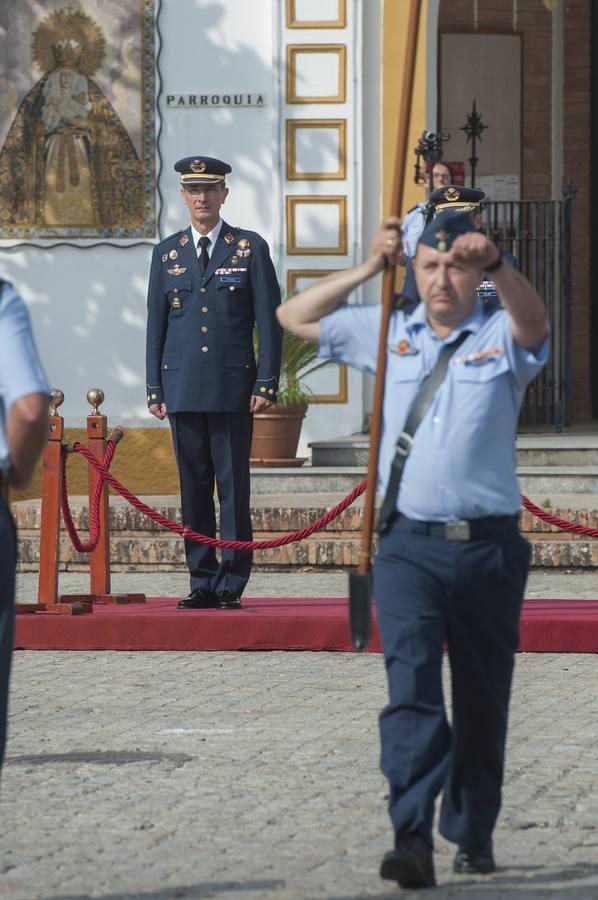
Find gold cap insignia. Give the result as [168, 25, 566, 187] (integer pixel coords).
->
[190, 159, 207, 173]
[444, 187, 460, 202]
[435, 229, 448, 252]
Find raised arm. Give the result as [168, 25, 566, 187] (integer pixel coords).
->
[450, 232, 548, 350]
[277, 217, 403, 342]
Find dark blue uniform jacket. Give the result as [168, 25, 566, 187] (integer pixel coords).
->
[146, 222, 282, 412]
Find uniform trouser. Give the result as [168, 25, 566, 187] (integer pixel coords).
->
[373, 516, 530, 849]
[169, 412, 253, 594]
[0, 496, 16, 772]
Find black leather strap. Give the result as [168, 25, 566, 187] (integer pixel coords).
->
[378, 330, 470, 534]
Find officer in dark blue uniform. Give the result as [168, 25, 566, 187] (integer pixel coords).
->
[278, 211, 548, 889]
[146, 156, 282, 610]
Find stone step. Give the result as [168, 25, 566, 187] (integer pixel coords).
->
[13, 493, 598, 571]
[309, 433, 598, 468]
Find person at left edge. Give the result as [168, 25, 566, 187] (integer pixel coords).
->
[145, 156, 282, 611]
[0, 278, 49, 776]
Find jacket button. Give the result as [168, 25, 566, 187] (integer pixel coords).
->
[202, 346, 209, 353]
[268, 389, 274, 395]
[163, 364, 168, 370]
[260, 386, 266, 393]
[201, 326, 208, 333]
[229, 286, 236, 292]
[200, 288, 206, 293]
[202, 306, 208, 313]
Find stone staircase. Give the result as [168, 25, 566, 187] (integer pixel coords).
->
[12, 432, 598, 572]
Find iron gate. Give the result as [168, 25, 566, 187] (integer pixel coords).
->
[483, 189, 575, 430]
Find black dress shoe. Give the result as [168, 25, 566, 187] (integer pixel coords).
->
[453, 845, 495, 875]
[380, 832, 436, 889]
[216, 590, 243, 610]
[177, 588, 217, 609]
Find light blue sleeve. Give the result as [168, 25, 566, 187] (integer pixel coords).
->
[318, 303, 382, 374]
[494, 309, 550, 389]
[401, 206, 425, 258]
[0, 282, 50, 410]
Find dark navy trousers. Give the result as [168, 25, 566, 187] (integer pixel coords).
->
[169, 412, 253, 594]
[0, 496, 16, 772]
[373, 516, 530, 849]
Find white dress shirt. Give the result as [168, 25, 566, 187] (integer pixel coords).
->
[191, 219, 223, 258]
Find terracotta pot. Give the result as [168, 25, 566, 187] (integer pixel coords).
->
[250, 403, 307, 465]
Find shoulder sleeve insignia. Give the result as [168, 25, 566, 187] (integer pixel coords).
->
[179, 234, 189, 246]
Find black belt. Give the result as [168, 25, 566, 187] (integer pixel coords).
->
[394, 513, 519, 542]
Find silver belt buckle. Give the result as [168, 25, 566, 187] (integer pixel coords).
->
[445, 520, 471, 541]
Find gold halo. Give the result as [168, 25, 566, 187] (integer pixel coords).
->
[31, 8, 106, 78]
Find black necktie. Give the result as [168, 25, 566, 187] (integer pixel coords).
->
[198, 235, 211, 274]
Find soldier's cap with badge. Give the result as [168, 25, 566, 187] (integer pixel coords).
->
[417, 209, 477, 253]
[429, 185, 485, 214]
[175, 156, 232, 186]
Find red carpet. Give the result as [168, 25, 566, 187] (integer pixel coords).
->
[14, 598, 598, 652]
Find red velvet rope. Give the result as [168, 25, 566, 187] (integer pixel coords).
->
[63, 442, 598, 553]
[521, 495, 598, 537]
[69, 442, 367, 550]
[61, 440, 117, 553]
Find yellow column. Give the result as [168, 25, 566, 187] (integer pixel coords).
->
[382, 0, 430, 218]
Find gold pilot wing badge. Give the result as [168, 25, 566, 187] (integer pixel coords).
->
[167, 264, 187, 275]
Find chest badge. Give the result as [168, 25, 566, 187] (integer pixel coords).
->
[167, 264, 187, 276]
[390, 339, 420, 356]
[179, 234, 189, 247]
[169, 249, 178, 260]
[231, 255, 239, 265]
[224, 233, 235, 245]
[172, 298, 181, 309]
[236, 237, 251, 258]
[161, 253, 168, 262]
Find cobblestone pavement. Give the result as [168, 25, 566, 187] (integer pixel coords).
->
[4, 572, 598, 899]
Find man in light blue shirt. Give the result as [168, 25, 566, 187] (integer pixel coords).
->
[278, 211, 548, 889]
[0, 279, 49, 776]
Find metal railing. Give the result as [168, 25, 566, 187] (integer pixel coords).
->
[484, 189, 575, 430]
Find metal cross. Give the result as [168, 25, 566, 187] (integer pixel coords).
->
[460, 99, 488, 187]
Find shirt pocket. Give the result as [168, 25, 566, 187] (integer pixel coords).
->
[388, 353, 424, 384]
[215, 275, 250, 314]
[450, 353, 511, 421]
[166, 278, 193, 318]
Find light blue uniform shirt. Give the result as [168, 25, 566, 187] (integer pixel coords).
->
[319, 297, 548, 521]
[0, 281, 49, 473]
[401, 204, 427, 258]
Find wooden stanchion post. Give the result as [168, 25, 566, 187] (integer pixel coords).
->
[86, 389, 111, 596]
[60, 389, 145, 607]
[36, 389, 64, 606]
[18, 390, 91, 615]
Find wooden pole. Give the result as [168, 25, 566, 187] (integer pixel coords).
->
[349, 0, 422, 650]
[37, 389, 65, 605]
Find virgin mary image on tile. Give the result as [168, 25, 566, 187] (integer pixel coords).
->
[0, 1, 156, 240]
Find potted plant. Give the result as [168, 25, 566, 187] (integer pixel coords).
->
[250, 328, 334, 465]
